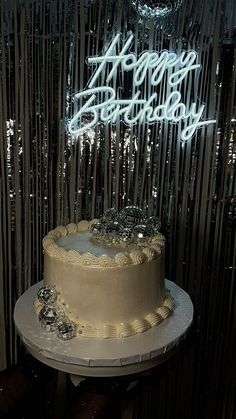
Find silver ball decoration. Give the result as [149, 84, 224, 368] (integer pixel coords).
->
[103, 208, 118, 222]
[119, 206, 144, 228]
[105, 221, 124, 242]
[147, 216, 161, 232]
[133, 224, 154, 244]
[90, 221, 103, 236]
[131, 0, 183, 19]
[38, 304, 64, 332]
[57, 319, 76, 340]
[119, 228, 134, 244]
[90, 206, 162, 246]
[37, 286, 57, 304]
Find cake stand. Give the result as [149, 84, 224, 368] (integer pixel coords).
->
[14, 279, 193, 380]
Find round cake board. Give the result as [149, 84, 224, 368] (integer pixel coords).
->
[14, 280, 193, 377]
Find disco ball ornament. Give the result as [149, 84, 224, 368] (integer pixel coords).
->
[147, 216, 161, 232]
[57, 319, 76, 341]
[131, 0, 183, 19]
[103, 208, 118, 222]
[90, 221, 103, 236]
[133, 224, 154, 244]
[119, 206, 144, 228]
[37, 286, 57, 305]
[38, 304, 64, 332]
[105, 221, 124, 242]
[119, 228, 134, 244]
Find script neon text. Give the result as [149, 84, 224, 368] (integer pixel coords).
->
[68, 33, 216, 140]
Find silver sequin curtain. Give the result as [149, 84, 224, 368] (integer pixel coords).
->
[0, 0, 235, 418]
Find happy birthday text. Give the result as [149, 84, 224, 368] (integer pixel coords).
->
[68, 33, 216, 141]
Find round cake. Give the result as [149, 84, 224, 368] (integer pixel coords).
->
[35, 208, 174, 339]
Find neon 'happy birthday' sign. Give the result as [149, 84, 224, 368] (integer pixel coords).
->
[68, 33, 216, 141]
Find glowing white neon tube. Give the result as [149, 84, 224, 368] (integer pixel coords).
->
[87, 35, 201, 88]
[68, 87, 216, 140]
[68, 33, 216, 141]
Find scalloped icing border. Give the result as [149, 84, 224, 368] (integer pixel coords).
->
[43, 221, 166, 267]
[35, 291, 175, 339]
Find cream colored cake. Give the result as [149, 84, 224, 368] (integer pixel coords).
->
[35, 210, 174, 339]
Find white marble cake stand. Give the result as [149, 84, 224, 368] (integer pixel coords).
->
[14, 280, 193, 378]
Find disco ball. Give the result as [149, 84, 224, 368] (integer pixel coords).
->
[38, 305, 63, 332]
[131, 0, 183, 19]
[57, 319, 76, 340]
[103, 208, 118, 222]
[133, 224, 154, 244]
[119, 206, 144, 228]
[90, 221, 103, 236]
[147, 216, 161, 232]
[37, 286, 57, 305]
[105, 222, 124, 241]
[119, 228, 134, 244]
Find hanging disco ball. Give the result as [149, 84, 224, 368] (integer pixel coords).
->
[131, 0, 183, 19]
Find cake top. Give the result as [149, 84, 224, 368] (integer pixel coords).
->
[43, 206, 165, 268]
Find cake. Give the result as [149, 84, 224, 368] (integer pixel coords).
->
[35, 206, 174, 340]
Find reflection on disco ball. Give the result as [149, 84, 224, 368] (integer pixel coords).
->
[131, 0, 183, 19]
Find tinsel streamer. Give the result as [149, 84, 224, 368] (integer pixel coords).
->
[0, 72, 7, 369]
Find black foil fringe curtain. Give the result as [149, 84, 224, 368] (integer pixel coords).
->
[0, 0, 235, 418]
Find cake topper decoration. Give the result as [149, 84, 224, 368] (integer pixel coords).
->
[90, 205, 161, 246]
[68, 32, 216, 142]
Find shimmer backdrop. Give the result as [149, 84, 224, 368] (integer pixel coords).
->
[0, 0, 235, 418]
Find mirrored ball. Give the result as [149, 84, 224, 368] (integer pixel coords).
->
[147, 216, 161, 232]
[37, 286, 57, 305]
[38, 304, 62, 332]
[119, 206, 144, 228]
[57, 319, 76, 340]
[103, 208, 118, 222]
[133, 224, 154, 244]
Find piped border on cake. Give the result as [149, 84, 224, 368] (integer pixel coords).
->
[35, 290, 175, 339]
[43, 221, 166, 267]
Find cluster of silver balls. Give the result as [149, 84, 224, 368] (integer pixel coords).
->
[90, 206, 161, 245]
[36, 286, 76, 340]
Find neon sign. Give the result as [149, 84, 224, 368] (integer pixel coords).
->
[68, 33, 216, 141]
